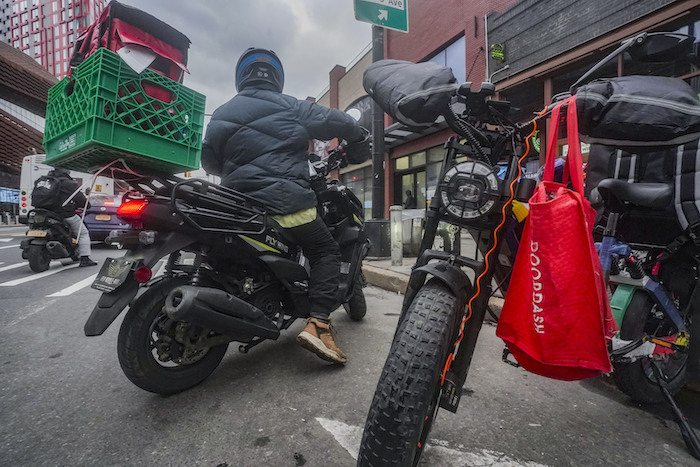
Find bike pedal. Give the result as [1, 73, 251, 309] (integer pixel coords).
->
[439, 372, 461, 413]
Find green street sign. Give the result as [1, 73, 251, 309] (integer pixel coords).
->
[354, 0, 408, 33]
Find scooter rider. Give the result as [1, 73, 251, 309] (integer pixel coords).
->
[44, 168, 97, 267]
[201, 47, 370, 364]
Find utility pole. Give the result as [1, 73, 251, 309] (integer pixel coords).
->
[371, 25, 385, 220]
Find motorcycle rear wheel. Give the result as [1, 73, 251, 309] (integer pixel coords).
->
[344, 271, 367, 321]
[117, 277, 229, 395]
[614, 290, 688, 404]
[358, 279, 460, 466]
[27, 245, 50, 272]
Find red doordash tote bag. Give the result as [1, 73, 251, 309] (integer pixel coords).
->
[496, 96, 617, 381]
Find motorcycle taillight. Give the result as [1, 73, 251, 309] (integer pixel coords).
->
[117, 200, 148, 217]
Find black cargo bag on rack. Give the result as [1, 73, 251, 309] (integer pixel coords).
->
[576, 75, 700, 149]
[363, 59, 458, 129]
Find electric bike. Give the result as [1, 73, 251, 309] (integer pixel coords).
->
[358, 31, 700, 465]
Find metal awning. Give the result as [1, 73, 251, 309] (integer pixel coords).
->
[383, 116, 448, 149]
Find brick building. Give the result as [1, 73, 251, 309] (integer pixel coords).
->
[319, 0, 699, 219]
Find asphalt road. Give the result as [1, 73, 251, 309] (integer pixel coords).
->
[0, 225, 698, 466]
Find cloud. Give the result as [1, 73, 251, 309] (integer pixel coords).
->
[117, 0, 371, 113]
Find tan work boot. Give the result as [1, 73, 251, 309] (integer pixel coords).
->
[296, 317, 347, 364]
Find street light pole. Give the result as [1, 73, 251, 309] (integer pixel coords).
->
[371, 25, 385, 220]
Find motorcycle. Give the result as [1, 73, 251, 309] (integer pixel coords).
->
[20, 208, 81, 272]
[358, 31, 700, 466]
[83, 140, 370, 395]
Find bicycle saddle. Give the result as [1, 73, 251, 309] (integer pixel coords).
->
[597, 178, 673, 210]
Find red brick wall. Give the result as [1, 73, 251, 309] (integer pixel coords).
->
[386, 0, 518, 84]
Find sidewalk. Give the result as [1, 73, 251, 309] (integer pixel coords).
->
[362, 231, 505, 321]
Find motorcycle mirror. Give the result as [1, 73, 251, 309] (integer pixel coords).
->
[628, 32, 694, 63]
[569, 32, 695, 95]
[346, 108, 362, 121]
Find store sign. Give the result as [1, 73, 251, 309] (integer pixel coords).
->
[354, 0, 408, 33]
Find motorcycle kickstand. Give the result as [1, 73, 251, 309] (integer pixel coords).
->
[650, 360, 700, 460]
[239, 337, 265, 354]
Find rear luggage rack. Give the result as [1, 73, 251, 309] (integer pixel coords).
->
[171, 179, 267, 234]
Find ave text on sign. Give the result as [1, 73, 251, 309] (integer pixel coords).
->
[354, 0, 408, 33]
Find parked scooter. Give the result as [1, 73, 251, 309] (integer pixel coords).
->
[20, 208, 80, 272]
[83, 137, 370, 395]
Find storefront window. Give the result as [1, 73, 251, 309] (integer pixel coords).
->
[429, 36, 466, 84]
[411, 151, 425, 167]
[395, 156, 409, 170]
[341, 166, 373, 219]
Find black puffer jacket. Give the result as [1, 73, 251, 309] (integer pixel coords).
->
[55, 173, 89, 218]
[201, 86, 364, 215]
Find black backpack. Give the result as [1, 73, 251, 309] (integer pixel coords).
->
[32, 175, 62, 209]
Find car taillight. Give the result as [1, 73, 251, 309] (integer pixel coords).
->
[117, 200, 148, 217]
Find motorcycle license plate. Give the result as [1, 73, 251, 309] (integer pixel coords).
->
[95, 214, 111, 221]
[26, 230, 47, 237]
[92, 257, 136, 293]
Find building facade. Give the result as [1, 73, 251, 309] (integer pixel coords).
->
[319, 0, 699, 219]
[0, 40, 57, 218]
[5, 0, 105, 78]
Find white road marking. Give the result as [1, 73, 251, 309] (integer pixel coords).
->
[0, 262, 26, 273]
[47, 273, 98, 297]
[6, 298, 58, 327]
[0, 244, 19, 250]
[0, 262, 79, 286]
[316, 418, 549, 466]
[0, 238, 13, 242]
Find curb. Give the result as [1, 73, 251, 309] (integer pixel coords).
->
[362, 263, 504, 320]
[363, 263, 409, 295]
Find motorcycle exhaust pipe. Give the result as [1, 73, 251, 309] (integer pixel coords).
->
[163, 286, 280, 341]
[46, 241, 69, 258]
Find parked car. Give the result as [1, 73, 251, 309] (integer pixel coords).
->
[84, 194, 131, 242]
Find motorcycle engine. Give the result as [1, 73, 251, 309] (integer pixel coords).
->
[247, 287, 284, 320]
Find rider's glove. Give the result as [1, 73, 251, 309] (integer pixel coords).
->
[344, 127, 371, 164]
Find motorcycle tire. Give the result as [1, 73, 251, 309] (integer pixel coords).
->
[344, 271, 367, 321]
[613, 290, 687, 404]
[117, 277, 229, 395]
[27, 245, 50, 272]
[358, 279, 460, 466]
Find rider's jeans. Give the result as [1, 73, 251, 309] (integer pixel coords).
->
[63, 214, 92, 257]
[280, 216, 341, 319]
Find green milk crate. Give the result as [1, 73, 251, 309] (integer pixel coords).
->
[43, 48, 206, 173]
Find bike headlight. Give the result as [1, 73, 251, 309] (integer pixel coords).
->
[440, 160, 501, 221]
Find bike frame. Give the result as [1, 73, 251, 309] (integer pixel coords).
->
[400, 119, 534, 412]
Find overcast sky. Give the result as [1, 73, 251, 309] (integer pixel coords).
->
[118, 0, 372, 115]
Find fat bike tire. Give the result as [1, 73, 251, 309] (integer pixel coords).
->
[27, 245, 50, 272]
[358, 279, 460, 466]
[344, 271, 367, 322]
[613, 290, 687, 404]
[117, 277, 229, 395]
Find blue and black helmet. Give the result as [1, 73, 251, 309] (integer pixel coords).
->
[235, 48, 285, 93]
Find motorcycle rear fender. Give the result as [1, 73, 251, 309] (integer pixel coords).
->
[84, 232, 195, 336]
[21, 238, 47, 248]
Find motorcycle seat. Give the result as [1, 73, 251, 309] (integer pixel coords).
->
[597, 179, 673, 211]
